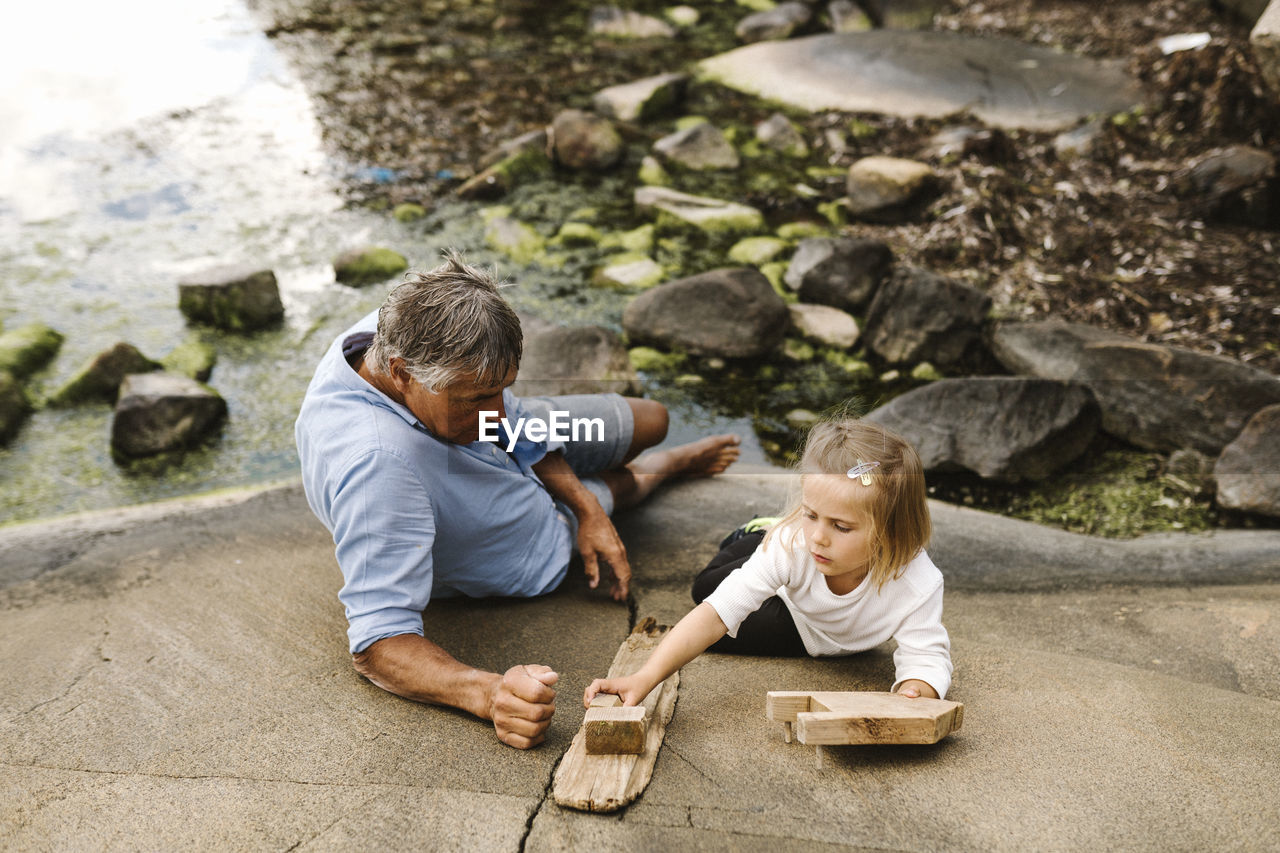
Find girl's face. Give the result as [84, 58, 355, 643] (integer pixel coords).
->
[800, 474, 875, 595]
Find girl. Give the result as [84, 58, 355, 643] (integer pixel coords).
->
[584, 418, 952, 708]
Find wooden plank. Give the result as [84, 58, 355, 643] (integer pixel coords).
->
[766, 690, 963, 747]
[552, 618, 679, 812]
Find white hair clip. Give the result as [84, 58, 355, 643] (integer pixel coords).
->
[847, 459, 880, 485]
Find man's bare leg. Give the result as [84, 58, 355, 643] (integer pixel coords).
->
[602, 433, 741, 511]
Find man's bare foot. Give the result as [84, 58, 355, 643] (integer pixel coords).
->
[634, 434, 741, 478]
[606, 435, 740, 509]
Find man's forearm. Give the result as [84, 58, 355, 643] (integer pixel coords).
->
[533, 450, 604, 520]
[352, 633, 498, 719]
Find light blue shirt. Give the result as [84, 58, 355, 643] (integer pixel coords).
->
[295, 311, 572, 653]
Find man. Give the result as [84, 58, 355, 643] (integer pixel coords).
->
[296, 250, 740, 748]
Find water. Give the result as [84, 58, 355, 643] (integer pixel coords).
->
[0, 0, 767, 525]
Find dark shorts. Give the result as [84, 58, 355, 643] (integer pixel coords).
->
[692, 529, 808, 657]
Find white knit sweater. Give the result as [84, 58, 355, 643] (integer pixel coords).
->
[702, 525, 954, 698]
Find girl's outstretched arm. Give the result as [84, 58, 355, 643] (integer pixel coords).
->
[583, 602, 728, 707]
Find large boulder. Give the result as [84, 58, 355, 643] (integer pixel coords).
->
[0, 323, 64, 379]
[592, 73, 688, 122]
[865, 377, 1101, 483]
[863, 265, 991, 367]
[1214, 404, 1280, 518]
[332, 247, 409, 287]
[990, 320, 1280, 455]
[622, 268, 789, 359]
[783, 236, 893, 313]
[511, 326, 639, 397]
[178, 265, 284, 331]
[550, 109, 624, 171]
[634, 186, 764, 234]
[111, 372, 227, 458]
[0, 371, 31, 445]
[49, 343, 163, 406]
[653, 122, 740, 170]
[697, 30, 1145, 131]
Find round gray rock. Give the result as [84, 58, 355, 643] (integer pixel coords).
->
[622, 268, 789, 359]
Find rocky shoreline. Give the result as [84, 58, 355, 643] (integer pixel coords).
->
[4, 0, 1279, 534]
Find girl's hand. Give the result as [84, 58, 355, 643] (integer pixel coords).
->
[896, 679, 939, 699]
[583, 675, 651, 708]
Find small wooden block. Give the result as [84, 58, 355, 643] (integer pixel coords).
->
[585, 705, 647, 754]
[766, 690, 963, 747]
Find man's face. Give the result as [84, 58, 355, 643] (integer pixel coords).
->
[397, 363, 516, 445]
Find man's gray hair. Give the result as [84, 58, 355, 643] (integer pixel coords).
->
[365, 250, 522, 392]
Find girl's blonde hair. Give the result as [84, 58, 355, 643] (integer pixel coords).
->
[764, 417, 931, 590]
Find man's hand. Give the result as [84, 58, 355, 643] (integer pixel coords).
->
[896, 679, 939, 699]
[489, 664, 559, 749]
[583, 673, 652, 708]
[577, 510, 630, 601]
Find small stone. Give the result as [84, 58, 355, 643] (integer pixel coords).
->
[553, 222, 605, 247]
[162, 339, 218, 382]
[333, 248, 409, 287]
[0, 323, 64, 380]
[589, 6, 677, 38]
[597, 255, 666, 289]
[786, 408, 821, 430]
[392, 203, 427, 222]
[910, 362, 943, 382]
[846, 155, 938, 220]
[111, 372, 228, 458]
[638, 155, 673, 186]
[665, 5, 700, 26]
[0, 370, 32, 445]
[755, 113, 810, 157]
[484, 217, 546, 265]
[728, 236, 789, 266]
[50, 342, 163, 406]
[783, 338, 816, 361]
[629, 346, 687, 372]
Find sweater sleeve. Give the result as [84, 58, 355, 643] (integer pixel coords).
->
[702, 538, 792, 637]
[889, 578, 954, 699]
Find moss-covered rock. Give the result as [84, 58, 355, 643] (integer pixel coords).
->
[552, 222, 605, 247]
[728, 236, 788, 266]
[0, 323, 64, 379]
[783, 338, 816, 362]
[636, 186, 765, 235]
[392, 203, 427, 222]
[776, 221, 832, 241]
[595, 254, 666, 289]
[484, 216, 547, 266]
[628, 346, 687, 373]
[910, 361, 944, 383]
[178, 265, 285, 332]
[822, 349, 875, 380]
[601, 224, 656, 254]
[759, 261, 792, 299]
[333, 247, 409, 286]
[162, 339, 218, 382]
[0, 370, 32, 445]
[456, 144, 553, 200]
[50, 342, 163, 407]
[638, 155, 672, 187]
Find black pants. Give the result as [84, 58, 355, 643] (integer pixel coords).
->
[691, 530, 808, 657]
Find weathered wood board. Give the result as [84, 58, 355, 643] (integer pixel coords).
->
[767, 690, 963, 747]
[552, 619, 678, 812]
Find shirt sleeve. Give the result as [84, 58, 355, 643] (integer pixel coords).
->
[502, 391, 562, 468]
[702, 537, 793, 637]
[329, 449, 437, 654]
[890, 578, 954, 699]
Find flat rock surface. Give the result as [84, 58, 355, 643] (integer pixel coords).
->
[2, 469, 1279, 850]
[698, 30, 1146, 130]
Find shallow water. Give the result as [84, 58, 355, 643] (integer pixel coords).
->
[0, 0, 767, 525]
